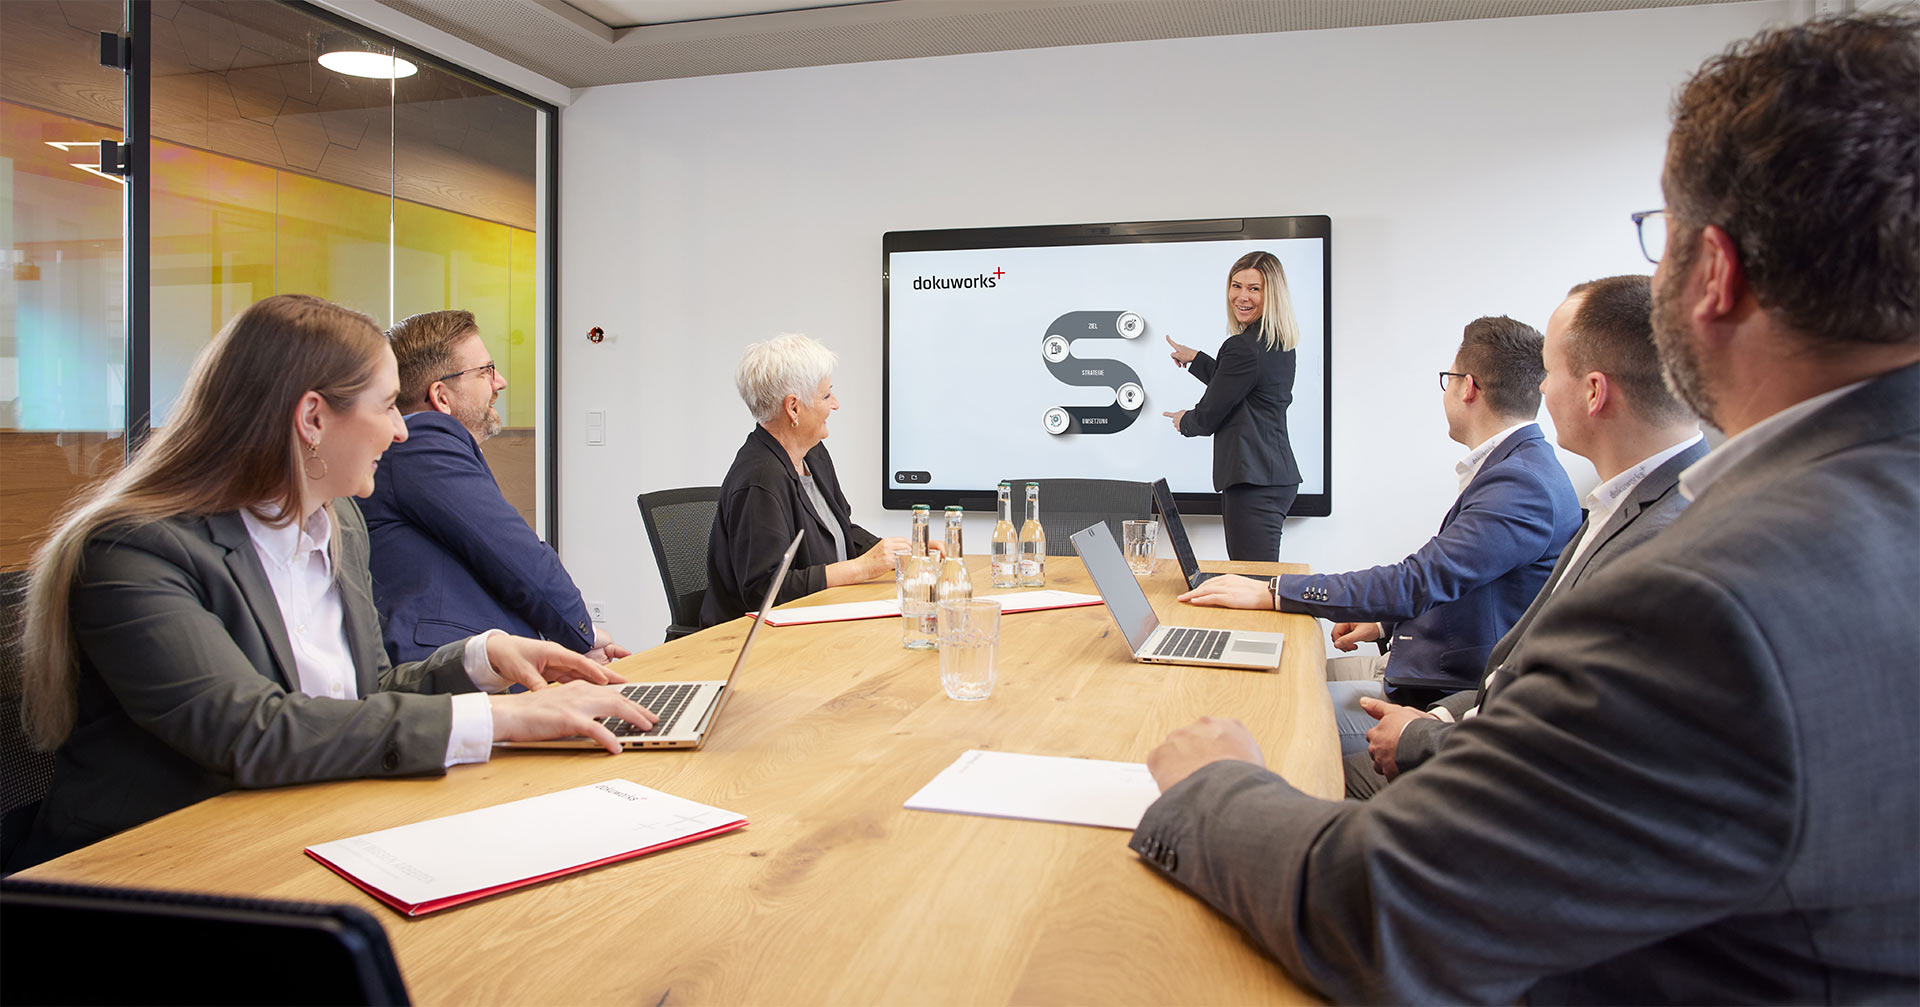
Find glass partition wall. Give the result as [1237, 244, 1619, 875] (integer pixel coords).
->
[1, 0, 554, 571]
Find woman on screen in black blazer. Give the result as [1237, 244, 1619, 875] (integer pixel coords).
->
[1162, 250, 1303, 562]
[701, 333, 909, 627]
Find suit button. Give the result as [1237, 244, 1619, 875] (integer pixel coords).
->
[578, 620, 588, 632]
[1165, 850, 1178, 871]
[382, 748, 400, 771]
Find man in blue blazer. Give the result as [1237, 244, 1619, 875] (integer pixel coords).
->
[1348, 274, 1707, 797]
[362, 310, 628, 664]
[1183, 315, 1581, 752]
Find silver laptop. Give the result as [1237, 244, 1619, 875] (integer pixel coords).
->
[1152, 477, 1225, 591]
[1070, 522, 1283, 671]
[505, 531, 802, 749]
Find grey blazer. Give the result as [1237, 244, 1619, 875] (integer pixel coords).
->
[1388, 436, 1711, 775]
[1131, 365, 1919, 1003]
[22, 499, 474, 866]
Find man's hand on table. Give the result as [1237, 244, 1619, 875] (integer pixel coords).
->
[1147, 716, 1267, 792]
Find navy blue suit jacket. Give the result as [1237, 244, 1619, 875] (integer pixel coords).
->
[1278, 424, 1580, 694]
[360, 411, 594, 663]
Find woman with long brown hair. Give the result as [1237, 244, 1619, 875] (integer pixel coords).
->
[12, 294, 653, 868]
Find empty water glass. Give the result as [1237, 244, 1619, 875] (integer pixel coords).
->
[936, 599, 1000, 701]
[1122, 519, 1158, 576]
[895, 552, 938, 649]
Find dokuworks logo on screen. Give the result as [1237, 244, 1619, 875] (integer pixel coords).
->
[911, 267, 1005, 290]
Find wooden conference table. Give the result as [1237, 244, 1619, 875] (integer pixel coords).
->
[20, 556, 1340, 1005]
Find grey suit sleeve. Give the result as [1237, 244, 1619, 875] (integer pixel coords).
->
[1129, 559, 1799, 1002]
[1394, 715, 1456, 772]
[72, 527, 457, 788]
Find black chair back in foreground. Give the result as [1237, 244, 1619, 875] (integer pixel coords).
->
[1, 878, 410, 1005]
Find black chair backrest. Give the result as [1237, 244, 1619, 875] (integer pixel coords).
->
[636, 487, 721, 642]
[1000, 478, 1154, 556]
[0, 569, 53, 870]
[1, 878, 411, 1005]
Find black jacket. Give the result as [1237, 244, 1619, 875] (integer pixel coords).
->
[1179, 324, 1301, 491]
[700, 426, 880, 626]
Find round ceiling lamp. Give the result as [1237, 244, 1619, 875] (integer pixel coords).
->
[317, 31, 418, 79]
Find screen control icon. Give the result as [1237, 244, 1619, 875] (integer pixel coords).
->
[895, 470, 931, 484]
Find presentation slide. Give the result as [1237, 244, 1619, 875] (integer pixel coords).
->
[884, 221, 1328, 515]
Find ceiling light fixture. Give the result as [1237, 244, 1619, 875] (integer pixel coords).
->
[316, 31, 417, 79]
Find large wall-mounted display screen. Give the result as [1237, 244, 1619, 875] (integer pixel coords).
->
[883, 216, 1331, 515]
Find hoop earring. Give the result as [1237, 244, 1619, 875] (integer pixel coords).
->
[303, 440, 329, 481]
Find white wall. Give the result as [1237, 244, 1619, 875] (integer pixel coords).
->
[558, 1, 1790, 650]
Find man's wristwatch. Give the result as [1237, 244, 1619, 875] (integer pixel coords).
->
[1269, 575, 1282, 611]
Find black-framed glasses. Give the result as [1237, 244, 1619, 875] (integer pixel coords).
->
[1439, 371, 1473, 391]
[1632, 209, 1667, 264]
[434, 361, 497, 385]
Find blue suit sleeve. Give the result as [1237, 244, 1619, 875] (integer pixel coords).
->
[1180, 338, 1257, 437]
[1278, 466, 1563, 623]
[387, 432, 593, 651]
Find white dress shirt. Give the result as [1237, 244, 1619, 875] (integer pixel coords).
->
[1454, 422, 1532, 493]
[1556, 433, 1707, 591]
[240, 506, 498, 766]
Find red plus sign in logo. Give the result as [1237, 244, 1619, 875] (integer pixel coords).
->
[992, 267, 1006, 279]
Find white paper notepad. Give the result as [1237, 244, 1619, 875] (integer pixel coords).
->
[305, 779, 746, 915]
[904, 750, 1161, 830]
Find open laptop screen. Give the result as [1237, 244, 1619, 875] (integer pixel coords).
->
[1151, 478, 1203, 583]
[1070, 522, 1160, 652]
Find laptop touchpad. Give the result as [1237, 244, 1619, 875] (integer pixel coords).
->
[1231, 641, 1278, 655]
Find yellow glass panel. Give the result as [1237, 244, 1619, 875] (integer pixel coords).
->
[507, 227, 536, 428]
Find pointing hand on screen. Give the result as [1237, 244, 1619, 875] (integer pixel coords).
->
[1166, 334, 1198, 367]
[1163, 409, 1187, 433]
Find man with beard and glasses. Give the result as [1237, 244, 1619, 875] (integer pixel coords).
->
[363, 310, 629, 665]
[1124, 13, 1918, 1003]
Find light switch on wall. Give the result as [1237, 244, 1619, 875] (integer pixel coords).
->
[586, 410, 605, 446]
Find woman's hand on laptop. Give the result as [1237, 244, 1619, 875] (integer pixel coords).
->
[487, 633, 628, 691]
[1177, 574, 1272, 610]
[491, 683, 657, 754]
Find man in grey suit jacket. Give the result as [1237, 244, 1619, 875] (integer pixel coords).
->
[1347, 274, 1707, 798]
[1127, 13, 1919, 1002]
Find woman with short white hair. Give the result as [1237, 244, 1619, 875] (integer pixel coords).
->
[701, 334, 908, 626]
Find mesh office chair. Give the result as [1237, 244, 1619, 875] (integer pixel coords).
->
[1000, 478, 1154, 556]
[637, 487, 721, 642]
[0, 570, 53, 873]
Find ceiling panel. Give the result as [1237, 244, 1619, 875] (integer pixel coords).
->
[374, 0, 1748, 88]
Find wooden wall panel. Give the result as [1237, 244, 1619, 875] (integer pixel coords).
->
[0, 434, 124, 572]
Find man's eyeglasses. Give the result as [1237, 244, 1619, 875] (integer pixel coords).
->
[435, 361, 497, 385]
[1439, 371, 1475, 391]
[1631, 209, 1667, 264]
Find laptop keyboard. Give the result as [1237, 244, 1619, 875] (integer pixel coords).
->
[602, 682, 700, 737]
[1152, 627, 1230, 660]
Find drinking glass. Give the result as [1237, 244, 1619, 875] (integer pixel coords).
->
[936, 599, 1000, 701]
[895, 552, 938, 649]
[1122, 519, 1158, 576]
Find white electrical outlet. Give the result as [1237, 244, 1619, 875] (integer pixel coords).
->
[587, 601, 608, 623]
